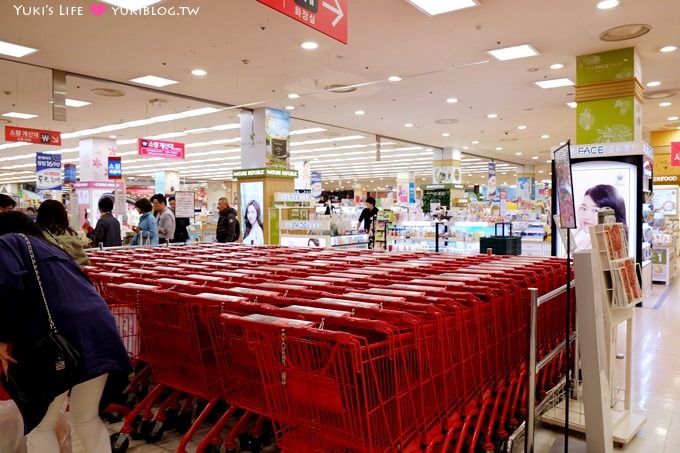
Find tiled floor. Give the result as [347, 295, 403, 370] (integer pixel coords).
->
[68, 280, 680, 452]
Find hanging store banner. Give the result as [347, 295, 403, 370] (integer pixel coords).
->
[311, 171, 322, 198]
[671, 142, 680, 167]
[36, 152, 62, 190]
[138, 138, 185, 159]
[487, 162, 497, 201]
[5, 125, 61, 146]
[107, 156, 122, 179]
[63, 163, 77, 184]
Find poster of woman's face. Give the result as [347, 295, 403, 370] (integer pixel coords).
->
[570, 160, 636, 256]
[240, 181, 265, 245]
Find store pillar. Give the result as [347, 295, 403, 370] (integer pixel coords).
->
[76, 137, 117, 227]
[235, 107, 295, 244]
[575, 47, 643, 144]
[516, 172, 535, 201]
[396, 172, 415, 206]
[433, 147, 463, 206]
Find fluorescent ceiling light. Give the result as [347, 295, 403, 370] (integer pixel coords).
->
[0, 40, 38, 58]
[534, 78, 574, 89]
[129, 75, 178, 87]
[487, 44, 539, 61]
[65, 99, 91, 107]
[2, 111, 38, 119]
[405, 0, 479, 16]
[102, 0, 163, 11]
[668, 116, 679, 121]
[597, 0, 619, 9]
[659, 102, 672, 107]
[550, 63, 564, 70]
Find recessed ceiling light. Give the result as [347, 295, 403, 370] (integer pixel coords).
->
[669, 116, 680, 121]
[2, 112, 38, 119]
[600, 24, 651, 42]
[541, 134, 550, 139]
[109, 135, 117, 139]
[546, 160, 552, 163]
[404, 123, 414, 128]
[442, 132, 451, 137]
[285, 105, 295, 110]
[288, 93, 300, 99]
[301, 41, 319, 50]
[446, 98, 459, 104]
[355, 110, 365, 115]
[566, 101, 578, 108]
[515, 152, 522, 156]
[660, 102, 672, 107]
[103, 0, 163, 11]
[517, 125, 527, 130]
[660, 45, 678, 53]
[406, 0, 479, 16]
[487, 44, 539, 61]
[129, 75, 178, 87]
[550, 63, 564, 70]
[471, 140, 480, 145]
[597, 0, 619, 9]
[462, 146, 469, 150]
[487, 113, 498, 119]
[495, 146, 503, 151]
[534, 78, 574, 89]
[65, 98, 91, 108]
[646, 81, 661, 87]
[388, 75, 402, 82]
[0, 40, 38, 58]
[191, 69, 207, 76]
[532, 156, 539, 160]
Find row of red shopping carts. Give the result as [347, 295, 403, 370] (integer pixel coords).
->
[85, 243, 575, 453]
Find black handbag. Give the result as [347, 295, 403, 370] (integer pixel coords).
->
[3, 234, 82, 403]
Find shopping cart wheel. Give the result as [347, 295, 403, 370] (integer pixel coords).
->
[203, 444, 221, 453]
[144, 421, 166, 443]
[110, 433, 130, 453]
[175, 411, 193, 434]
[131, 418, 153, 440]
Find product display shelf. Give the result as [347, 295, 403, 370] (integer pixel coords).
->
[651, 244, 676, 285]
[369, 216, 389, 250]
[543, 223, 645, 447]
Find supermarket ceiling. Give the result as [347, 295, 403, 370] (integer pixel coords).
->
[0, 0, 679, 189]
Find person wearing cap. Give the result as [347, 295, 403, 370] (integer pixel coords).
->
[357, 196, 379, 231]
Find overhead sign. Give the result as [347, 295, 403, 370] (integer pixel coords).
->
[63, 163, 77, 184]
[107, 156, 122, 179]
[36, 152, 62, 190]
[257, 0, 348, 44]
[5, 125, 61, 146]
[138, 138, 185, 159]
[233, 167, 298, 178]
[671, 142, 680, 167]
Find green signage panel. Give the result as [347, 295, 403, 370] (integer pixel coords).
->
[576, 47, 636, 85]
[233, 167, 298, 178]
[576, 96, 636, 144]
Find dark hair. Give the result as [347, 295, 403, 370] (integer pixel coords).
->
[168, 196, 176, 202]
[37, 200, 76, 236]
[150, 193, 167, 205]
[0, 194, 17, 209]
[0, 210, 45, 238]
[365, 196, 376, 206]
[135, 198, 153, 213]
[585, 184, 627, 227]
[243, 199, 263, 240]
[98, 196, 114, 213]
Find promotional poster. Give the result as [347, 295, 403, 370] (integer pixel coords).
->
[240, 181, 265, 245]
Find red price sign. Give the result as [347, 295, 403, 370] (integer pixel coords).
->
[138, 138, 185, 159]
[5, 125, 61, 146]
[257, 0, 347, 44]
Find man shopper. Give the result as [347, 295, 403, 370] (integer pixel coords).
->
[216, 197, 239, 243]
[0, 194, 16, 212]
[357, 196, 379, 231]
[150, 194, 176, 244]
[94, 196, 122, 247]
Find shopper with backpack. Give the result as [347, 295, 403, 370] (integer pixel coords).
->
[216, 197, 239, 243]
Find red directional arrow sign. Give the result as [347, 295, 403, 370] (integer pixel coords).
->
[258, 0, 348, 44]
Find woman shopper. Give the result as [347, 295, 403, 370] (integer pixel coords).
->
[130, 198, 159, 246]
[0, 210, 131, 452]
[36, 200, 91, 266]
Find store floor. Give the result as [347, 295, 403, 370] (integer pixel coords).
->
[68, 281, 680, 453]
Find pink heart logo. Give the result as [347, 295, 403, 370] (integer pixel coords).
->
[90, 3, 107, 16]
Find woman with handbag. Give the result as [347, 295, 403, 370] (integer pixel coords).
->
[36, 199, 92, 266]
[0, 211, 131, 452]
[130, 198, 159, 246]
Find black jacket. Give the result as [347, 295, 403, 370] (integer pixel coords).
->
[216, 207, 238, 243]
[93, 212, 122, 247]
[171, 217, 190, 243]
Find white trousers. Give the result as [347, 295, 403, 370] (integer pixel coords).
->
[26, 374, 110, 453]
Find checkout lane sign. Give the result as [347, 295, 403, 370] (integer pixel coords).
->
[36, 152, 62, 191]
[257, 0, 348, 44]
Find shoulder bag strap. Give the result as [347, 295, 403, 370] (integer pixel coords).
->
[17, 233, 58, 334]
